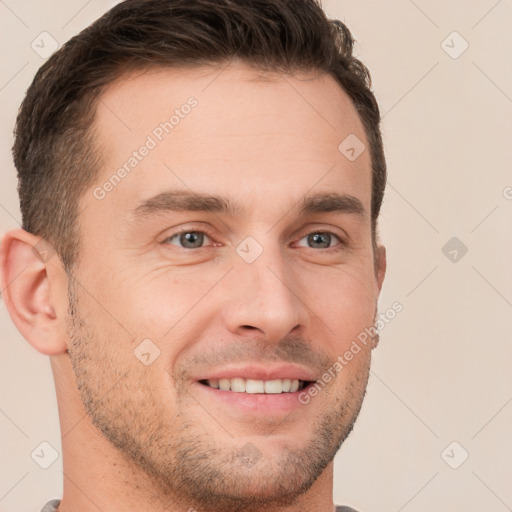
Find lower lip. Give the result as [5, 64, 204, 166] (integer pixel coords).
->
[191, 381, 313, 414]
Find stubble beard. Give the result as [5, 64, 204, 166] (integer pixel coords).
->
[65, 277, 370, 512]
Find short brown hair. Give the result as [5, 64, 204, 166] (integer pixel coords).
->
[13, 0, 386, 271]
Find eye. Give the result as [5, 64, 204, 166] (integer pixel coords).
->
[163, 230, 213, 249]
[295, 231, 344, 250]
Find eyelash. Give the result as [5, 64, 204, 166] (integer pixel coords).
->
[162, 227, 347, 251]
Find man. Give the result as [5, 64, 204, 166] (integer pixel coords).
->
[0, 0, 387, 510]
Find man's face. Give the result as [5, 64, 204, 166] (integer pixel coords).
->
[66, 62, 385, 511]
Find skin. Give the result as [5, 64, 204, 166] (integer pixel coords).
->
[0, 61, 386, 512]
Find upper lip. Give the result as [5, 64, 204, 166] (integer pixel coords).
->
[192, 363, 318, 382]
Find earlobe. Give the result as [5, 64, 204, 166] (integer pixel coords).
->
[0, 229, 68, 355]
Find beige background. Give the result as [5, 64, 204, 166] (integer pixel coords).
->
[1, 1, 511, 511]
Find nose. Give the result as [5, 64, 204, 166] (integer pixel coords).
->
[220, 243, 310, 343]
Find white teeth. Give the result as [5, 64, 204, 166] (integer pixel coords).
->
[264, 379, 283, 393]
[245, 379, 264, 393]
[205, 378, 305, 393]
[219, 378, 230, 391]
[230, 377, 246, 392]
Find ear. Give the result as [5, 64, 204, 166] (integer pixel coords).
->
[0, 229, 68, 355]
[369, 245, 386, 350]
[375, 244, 386, 294]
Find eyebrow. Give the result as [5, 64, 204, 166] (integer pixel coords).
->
[132, 190, 367, 220]
[297, 192, 366, 217]
[133, 191, 245, 219]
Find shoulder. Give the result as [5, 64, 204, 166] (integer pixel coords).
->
[40, 499, 61, 512]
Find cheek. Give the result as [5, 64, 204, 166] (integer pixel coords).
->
[84, 264, 198, 338]
[300, 265, 378, 342]
[130, 272, 215, 336]
[95, 269, 223, 373]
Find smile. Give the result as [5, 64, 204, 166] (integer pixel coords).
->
[199, 378, 311, 393]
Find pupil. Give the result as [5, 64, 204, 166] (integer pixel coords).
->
[309, 233, 330, 248]
[181, 232, 203, 248]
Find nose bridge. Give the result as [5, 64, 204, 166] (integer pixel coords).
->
[223, 236, 309, 340]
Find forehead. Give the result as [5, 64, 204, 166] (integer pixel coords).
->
[86, 62, 371, 224]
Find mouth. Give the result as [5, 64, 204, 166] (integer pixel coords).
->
[198, 378, 313, 394]
[189, 364, 319, 414]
